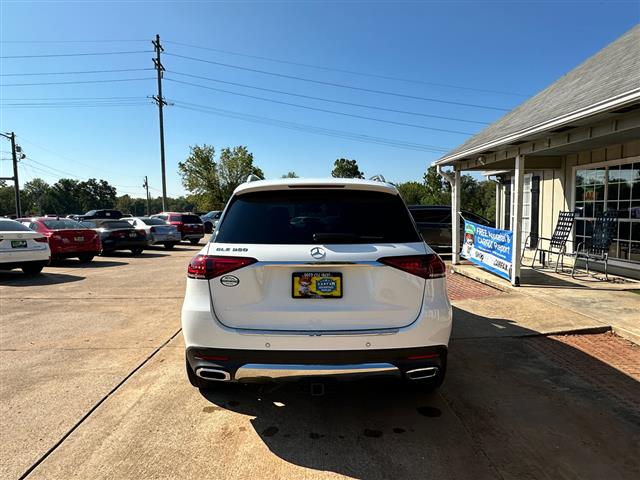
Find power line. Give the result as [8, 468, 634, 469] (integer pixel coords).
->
[172, 100, 450, 153]
[2, 77, 155, 87]
[16, 135, 142, 180]
[0, 68, 155, 76]
[165, 77, 473, 135]
[3, 102, 150, 109]
[166, 71, 489, 125]
[164, 40, 529, 98]
[2, 96, 144, 101]
[0, 39, 147, 44]
[164, 52, 510, 112]
[0, 50, 153, 59]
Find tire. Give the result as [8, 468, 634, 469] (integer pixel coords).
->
[78, 254, 94, 263]
[22, 264, 44, 275]
[204, 222, 213, 234]
[131, 247, 144, 256]
[164, 242, 176, 250]
[100, 249, 112, 256]
[189, 239, 200, 245]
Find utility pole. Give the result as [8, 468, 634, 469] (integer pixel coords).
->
[152, 34, 168, 212]
[0, 132, 22, 218]
[143, 176, 150, 215]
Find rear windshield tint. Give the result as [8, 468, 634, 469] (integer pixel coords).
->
[215, 190, 420, 244]
[99, 221, 132, 229]
[42, 219, 85, 229]
[138, 217, 166, 226]
[180, 215, 202, 224]
[0, 219, 32, 232]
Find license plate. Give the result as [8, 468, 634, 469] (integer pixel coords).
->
[74, 236, 84, 242]
[11, 240, 27, 248]
[292, 272, 342, 299]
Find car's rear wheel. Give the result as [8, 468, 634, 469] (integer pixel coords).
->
[189, 239, 200, 245]
[22, 264, 44, 275]
[164, 242, 177, 250]
[131, 247, 144, 255]
[78, 254, 94, 263]
[204, 222, 213, 233]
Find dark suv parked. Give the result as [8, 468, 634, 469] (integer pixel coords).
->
[408, 205, 493, 251]
[81, 209, 124, 220]
[151, 212, 205, 245]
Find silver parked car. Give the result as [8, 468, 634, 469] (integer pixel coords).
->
[123, 217, 181, 249]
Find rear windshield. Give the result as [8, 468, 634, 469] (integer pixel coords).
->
[42, 219, 85, 230]
[216, 190, 420, 244]
[138, 217, 166, 226]
[180, 214, 202, 224]
[98, 221, 132, 229]
[0, 219, 32, 232]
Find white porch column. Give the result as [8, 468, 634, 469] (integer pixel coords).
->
[511, 155, 525, 286]
[451, 168, 461, 265]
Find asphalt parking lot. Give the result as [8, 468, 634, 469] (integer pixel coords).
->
[1, 243, 639, 479]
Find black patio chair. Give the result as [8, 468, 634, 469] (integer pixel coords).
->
[571, 211, 618, 281]
[521, 210, 575, 273]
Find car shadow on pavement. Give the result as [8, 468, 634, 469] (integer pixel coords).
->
[0, 271, 84, 286]
[101, 252, 169, 259]
[197, 308, 640, 480]
[48, 260, 128, 268]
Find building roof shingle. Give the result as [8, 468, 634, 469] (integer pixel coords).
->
[437, 25, 640, 164]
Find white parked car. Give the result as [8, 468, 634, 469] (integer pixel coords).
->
[123, 217, 181, 249]
[0, 218, 51, 274]
[182, 178, 452, 391]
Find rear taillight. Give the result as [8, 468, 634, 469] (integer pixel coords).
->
[187, 255, 257, 279]
[378, 254, 446, 279]
[170, 221, 183, 232]
[34, 237, 48, 243]
[137, 230, 146, 237]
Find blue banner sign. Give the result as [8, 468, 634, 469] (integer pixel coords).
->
[460, 220, 513, 280]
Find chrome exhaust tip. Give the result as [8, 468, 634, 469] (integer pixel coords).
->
[196, 368, 231, 381]
[405, 367, 439, 380]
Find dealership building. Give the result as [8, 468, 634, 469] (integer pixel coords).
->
[435, 25, 640, 284]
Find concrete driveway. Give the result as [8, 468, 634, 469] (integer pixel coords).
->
[1, 245, 639, 479]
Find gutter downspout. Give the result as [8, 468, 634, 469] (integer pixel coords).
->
[437, 164, 461, 265]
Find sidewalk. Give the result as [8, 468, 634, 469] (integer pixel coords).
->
[449, 262, 640, 345]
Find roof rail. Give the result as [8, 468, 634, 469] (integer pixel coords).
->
[246, 174, 262, 183]
[369, 174, 387, 182]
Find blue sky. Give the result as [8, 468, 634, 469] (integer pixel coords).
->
[1, 1, 638, 199]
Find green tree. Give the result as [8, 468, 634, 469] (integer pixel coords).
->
[331, 158, 364, 179]
[422, 166, 450, 205]
[178, 144, 262, 210]
[77, 178, 117, 211]
[0, 180, 16, 216]
[49, 179, 81, 214]
[218, 146, 264, 200]
[281, 171, 299, 178]
[396, 181, 429, 205]
[22, 178, 52, 215]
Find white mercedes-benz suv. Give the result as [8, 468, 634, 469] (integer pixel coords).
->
[182, 178, 452, 391]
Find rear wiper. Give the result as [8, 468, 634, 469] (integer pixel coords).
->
[312, 233, 384, 242]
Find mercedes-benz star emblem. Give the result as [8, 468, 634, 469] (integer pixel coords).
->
[310, 247, 326, 259]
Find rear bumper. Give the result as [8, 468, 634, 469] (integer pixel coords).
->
[181, 233, 204, 240]
[149, 233, 181, 244]
[0, 259, 49, 271]
[101, 239, 147, 251]
[187, 345, 447, 382]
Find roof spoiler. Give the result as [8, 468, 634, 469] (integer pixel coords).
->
[369, 174, 386, 182]
[246, 174, 263, 183]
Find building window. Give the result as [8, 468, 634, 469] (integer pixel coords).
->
[574, 161, 640, 263]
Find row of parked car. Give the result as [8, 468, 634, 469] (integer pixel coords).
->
[0, 209, 206, 275]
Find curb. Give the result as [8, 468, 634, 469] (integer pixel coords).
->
[450, 265, 511, 293]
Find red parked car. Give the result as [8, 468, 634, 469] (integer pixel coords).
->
[151, 212, 204, 245]
[18, 217, 101, 263]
